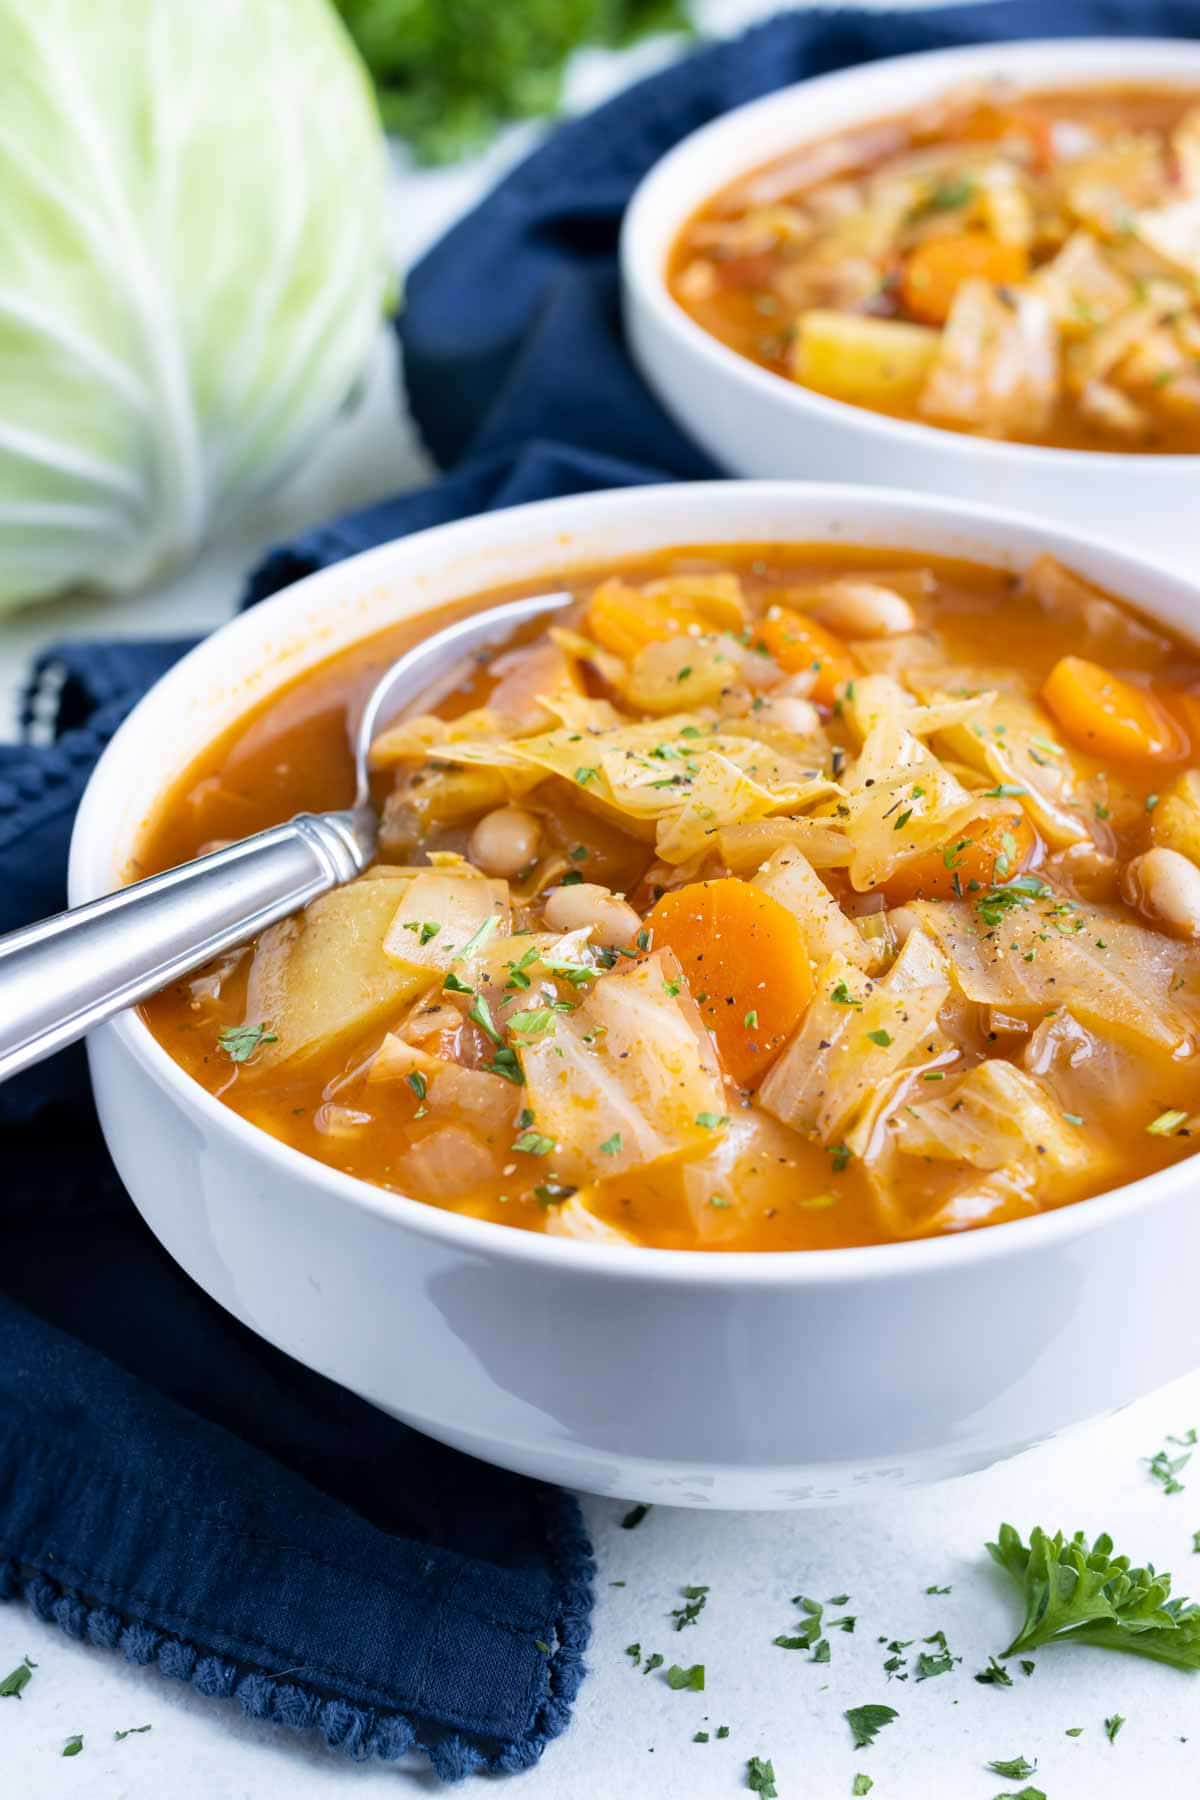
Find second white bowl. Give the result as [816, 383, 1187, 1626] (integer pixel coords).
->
[621, 38, 1200, 577]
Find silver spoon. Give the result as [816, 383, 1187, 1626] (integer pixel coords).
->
[0, 589, 574, 1084]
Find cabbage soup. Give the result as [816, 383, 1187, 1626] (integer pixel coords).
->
[669, 83, 1200, 451]
[139, 545, 1200, 1250]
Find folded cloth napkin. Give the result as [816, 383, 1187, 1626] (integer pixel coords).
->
[4, 0, 1198, 1779]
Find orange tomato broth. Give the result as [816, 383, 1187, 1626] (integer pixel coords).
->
[138, 543, 1200, 1251]
[668, 82, 1200, 452]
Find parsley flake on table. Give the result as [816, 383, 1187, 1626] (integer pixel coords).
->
[114, 1725, 152, 1740]
[671, 1585, 710, 1630]
[988, 1755, 1037, 1778]
[915, 1629, 959, 1679]
[621, 1503, 650, 1529]
[666, 1663, 705, 1691]
[643, 1652, 664, 1675]
[1147, 1437, 1193, 1494]
[845, 1704, 898, 1749]
[992, 1789, 1045, 1800]
[217, 1022, 277, 1063]
[987, 1523, 1200, 1669]
[0, 1656, 36, 1699]
[694, 1731, 709, 1743]
[926, 1584, 952, 1595]
[747, 1755, 778, 1796]
[1104, 1713, 1125, 1743]
[975, 1656, 1014, 1687]
[852, 1778, 873, 1796]
[62, 1735, 84, 1757]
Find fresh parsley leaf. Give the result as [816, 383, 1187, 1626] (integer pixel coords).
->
[747, 1755, 778, 1796]
[845, 1704, 898, 1749]
[512, 1128, 555, 1157]
[926, 1584, 952, 1595]
[811, 1637, 831, 1664]
[1105, 1713, 1125, 1743]
[625, 1642, 641, 1666]
[988, 1756, 1037, 1778]
[621, 1503, 650, 1529]
[507, 1007, 558, 1043]
[217, 1023, 277, 1063]
[406, 1070, 427, 1103]
[643, 1652, 664, 1675]
[575, 766, 598, 786]
[454, 914, 500, 961]
[866, 1029, 892, 1048]
[987, 1523, 1200, 1670]
[1147, 1437, 1192, 1494]
[991, 1790, 1045, 1800]
[975, 1656, 1014, 1687]
[1065, 1726, 1083, 1736]
[0, 1656, 36, 1699]
[694, 1730, 709, 1742]
[852, 1778, 873, 1797]
[744, 1008, 759, 1029]
[666, 1663, 705, 1691]
[830, 980, 861, 1007]
[717, 1725, 730, 1738]
[401, 919, 442, 945]
[62, 1735, 84, 1757]
[468, 993, 503, 1043]
[671, 1586, 710, 1630]
[442, 970, 473, 994]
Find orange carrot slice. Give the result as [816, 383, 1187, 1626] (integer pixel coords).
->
[757, 605, 858, 707]
[1042, 655, 1185, 764]
[883, 812, 1036, 903]
[899, 233, 1029, 326]
[645, 878, 813, 1088]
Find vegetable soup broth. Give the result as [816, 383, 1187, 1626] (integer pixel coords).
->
[140, 547, 1200, 1250]
[668, 83, 1200, 451]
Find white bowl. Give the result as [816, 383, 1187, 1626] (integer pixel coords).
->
[621, 39, 1200, 578]
[72, 481, 1200, 1509]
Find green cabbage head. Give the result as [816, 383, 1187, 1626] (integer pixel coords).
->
[0, 0, 390, 610]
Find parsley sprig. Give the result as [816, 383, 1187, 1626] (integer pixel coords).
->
[988, 1524, 1200, 1670]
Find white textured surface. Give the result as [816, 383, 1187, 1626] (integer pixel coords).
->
[6, 1372, 1200, 1796]
[6, 8, 1200, 1797]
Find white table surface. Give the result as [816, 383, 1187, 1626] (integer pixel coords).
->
[6, 8, 1200, 1796]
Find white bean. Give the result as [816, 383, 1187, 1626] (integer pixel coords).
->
[1122, 846, 1200, 940]
[764, 696, 822, 736]
[468, 806, 541, 878]
[809, 581, 916, 639]
[543, 881, 641, 949]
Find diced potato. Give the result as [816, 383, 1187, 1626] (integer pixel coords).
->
[382, 870, 509, 971]
[243, 880, 433, 1068]
[792, 310, 941, 407]
[1152, 770, 1200, 867]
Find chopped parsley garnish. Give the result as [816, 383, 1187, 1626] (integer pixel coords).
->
[671, 1585, 710, 1630]
[744, 1009, 759, 1029]
[926, 174, 976, 211]
[983, 784, 1029, 798]
[1147, 1109, 1189, 1137]
[486, 1045, 525, 1084]
[401, 918, 442, 945]
[217, 1023, 277, 1063]
[534, 1179, 576, 1206]
[893, 808, 913, 832]
[62, 1735, 84, 1757]
[1147, 1431, 1194, 1494]
[747, 1756, 778, 1796]
[696, 1112, 730, 1130]
[569, 844, 589, 861]
[621, 1503, 650, 1529]
[1105, 1713, 1125, 1743]
[406, 1070, 427, 1103]
[504, 947, 540, 991]
[0, 1656, 36, 1699]
[575, 766, 598, 785]
[988, 1523, 1200, 1669]
[831, 980, 861, 1006]
[829, 1143, 852, 1173]
[507, 1007, 558, 1043]
[513, 1128, 555, 1157]
[454, 914, 500, 961]
[599, 1132, 622, 1155]
[866, 1029, 892, 1048]
[845, 1704, 898, 1750]
[977, 875, 1051, 927]
[915, 1630, 958, 1679]
[988, 1755, 1037, 1779]
[468, 993, 503, 1043]
[666, 1663, 705, 1691]
[442, 970, 473, 994]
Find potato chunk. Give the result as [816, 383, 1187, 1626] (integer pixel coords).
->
[792, 311, 940, 407]
[243, 879, 431, 1068]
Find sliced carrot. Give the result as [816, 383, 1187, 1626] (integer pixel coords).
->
[645, 877, 813, 1088]
[899, 233, 1029, 326]
[1042, 655, 1185, 765]
[757, 605, 858, 707]
[883, 812, 1035, 904]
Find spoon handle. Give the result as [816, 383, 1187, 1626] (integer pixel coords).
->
[0, 808, 375, 1084]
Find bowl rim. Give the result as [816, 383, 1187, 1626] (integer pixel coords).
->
[73, 477, 1200, 1289]
[620, 34, 1200, 473]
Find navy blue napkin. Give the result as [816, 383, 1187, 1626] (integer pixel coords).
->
[4, 0, 1199, 1779]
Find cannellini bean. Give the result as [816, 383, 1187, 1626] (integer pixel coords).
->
[468, 806, 541, 878]
[1122, 846, 1200, 939]
[543, 881, 641, 949]
[764, 696, 822, 736]
[809, 581, 916, 639]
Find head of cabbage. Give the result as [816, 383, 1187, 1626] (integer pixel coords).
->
[0, 0, 390, 611]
